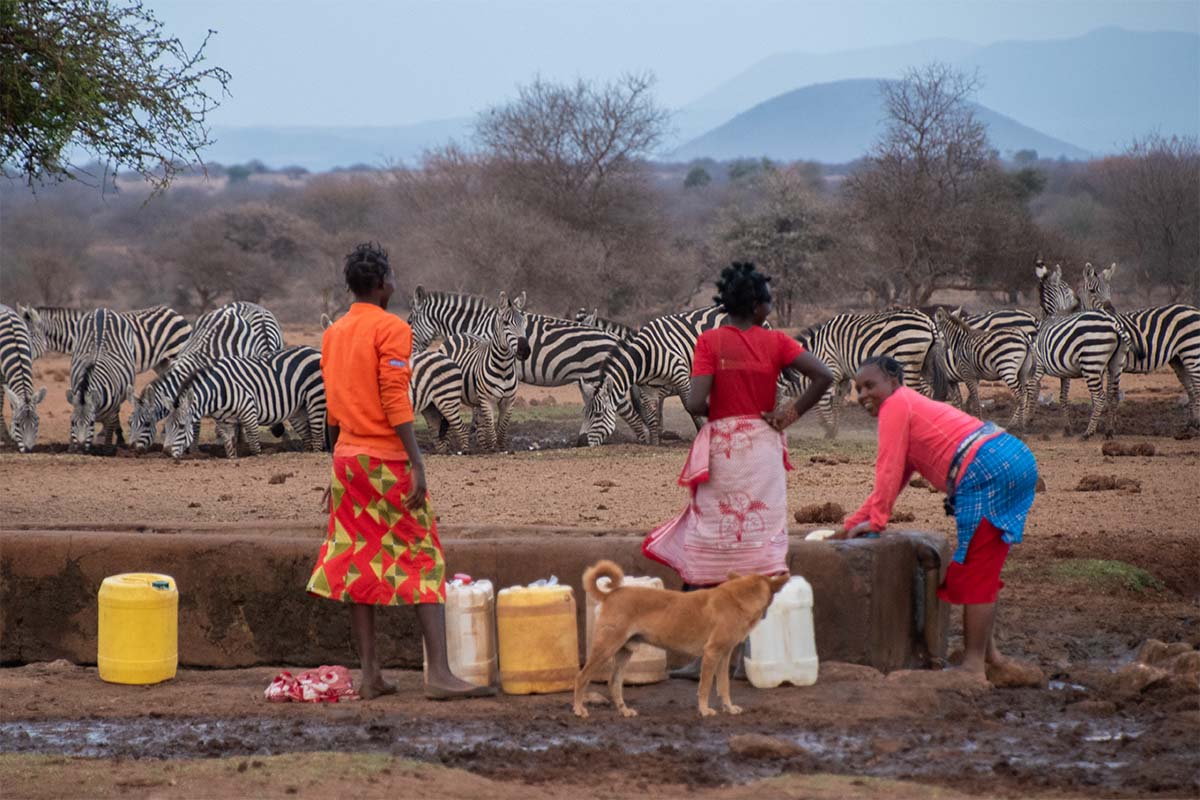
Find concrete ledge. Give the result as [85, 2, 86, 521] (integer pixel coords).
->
[0, 525, 949, 672]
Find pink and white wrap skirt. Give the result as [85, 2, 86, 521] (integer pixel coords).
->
[642, 416, 792, 585]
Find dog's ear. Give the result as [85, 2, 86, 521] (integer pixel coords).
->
[726, 571, 743, 581]
[768, 572, 791, 592]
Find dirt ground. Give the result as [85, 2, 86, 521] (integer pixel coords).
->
[1, 350, 1198, 798]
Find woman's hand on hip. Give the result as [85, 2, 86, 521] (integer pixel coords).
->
[762, 407, 797, 431]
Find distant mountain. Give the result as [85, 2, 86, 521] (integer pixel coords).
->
[961, 27, 1199, 153]
[672, 38, 979, 145]
[671, 79, 1090, 163]
[204, 119, 473, 171]
[673, 28, 1198, 157]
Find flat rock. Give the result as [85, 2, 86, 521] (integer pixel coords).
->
[986, 659, 1046, 689]
[729, 733, 803, 759]
[818, 662, 885, 683]
[884, 668, 991, 692]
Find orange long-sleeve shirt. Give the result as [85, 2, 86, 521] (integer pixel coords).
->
[321, 302, 416, 460]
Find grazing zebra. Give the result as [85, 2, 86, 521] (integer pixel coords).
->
[778, 309, 941, 439]
[437, 293, 531, 451]
[934, 307, 1034, 429]
[1028, 262, 1128, 438]
[68, 309, 137, 451]
[578, 306, 727, 447]
[574, 308, 638, 340]
[408, 287, 648, 437]
[0, 305, 47, 453]
[1080, 262, 1200, 429]
[410, 349, 470, 454]
[128, 307, 273, 451]
[163, 346, 325, 458]
[222, 300, 285, 354]
[20, 305, 192, 371]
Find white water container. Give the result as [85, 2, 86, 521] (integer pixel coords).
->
[423, 578, 497, 688]
[585, 574, 668, 684]
[745, 576, 818, 688]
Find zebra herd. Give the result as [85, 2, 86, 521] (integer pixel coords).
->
[1, 257, 1196, 457]
[0, 301, 326, 458]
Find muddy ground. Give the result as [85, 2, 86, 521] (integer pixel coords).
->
[0, 354, 1197, 798]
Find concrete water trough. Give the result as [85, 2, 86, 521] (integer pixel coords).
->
[0, 523, 950, 671]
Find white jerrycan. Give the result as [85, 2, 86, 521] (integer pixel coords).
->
[424, 577, 497, 688]
[745, 576, 818, 688]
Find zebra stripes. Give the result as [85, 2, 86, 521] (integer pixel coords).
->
[128, 305, 277, 451]
[438, 294, 531, 451]
[164, 346, 325, 458]
[579, 306, 727, 447]
[779, 309, 941, 438]
[1081, 263, 1200, 429]
[410, 349, 470, 454]
[21, 305, 193, 372]
[934, 307, 1034, 429]
[1029, 264, 1127, 438]
[68, 309, 137, 451]
[575, 308, 638, 340]
[0, 304, 47, 453]
[964, 308, 1040, 341]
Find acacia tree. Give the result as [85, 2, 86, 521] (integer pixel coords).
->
[844, 63, 998, 305]
[1092, 135, 1200, 305]
[1, 0, 230, 192]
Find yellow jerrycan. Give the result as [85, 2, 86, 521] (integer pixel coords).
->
[424, 576, 497, 688]
[496, 580, 578, 694]
[97, 573, 178, 685]
[585, 574, 668, 684]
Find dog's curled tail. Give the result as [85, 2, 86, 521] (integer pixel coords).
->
[582, 560, 624, 601]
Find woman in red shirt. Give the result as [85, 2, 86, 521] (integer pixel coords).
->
[644, 263, 832, 589]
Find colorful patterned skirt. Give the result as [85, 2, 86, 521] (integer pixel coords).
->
[643, 416, 792, 586]
[306, 454, 446, 605]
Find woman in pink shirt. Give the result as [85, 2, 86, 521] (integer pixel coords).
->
[841, 356, 1038, 677]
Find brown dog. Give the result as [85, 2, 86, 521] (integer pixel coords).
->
[573, 560, 789, 719]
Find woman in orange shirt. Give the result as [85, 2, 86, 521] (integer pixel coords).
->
[307, 243, 493, 700]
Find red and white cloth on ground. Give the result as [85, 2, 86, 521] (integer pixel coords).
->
[643, 415, 792, 586]
[265, 665, 359, 703]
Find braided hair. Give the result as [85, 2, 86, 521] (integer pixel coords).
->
[344, 242, 391, 295]
[859, 355, 905, 385]
[713, 262, 771, 318]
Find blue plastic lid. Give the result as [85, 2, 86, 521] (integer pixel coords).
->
[152, 580, 171, 589]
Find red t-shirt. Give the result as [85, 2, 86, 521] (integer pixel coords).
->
[691, 325, 804, 420]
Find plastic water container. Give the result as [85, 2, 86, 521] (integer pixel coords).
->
[745, 576, 818, 688]
[585, 575, 668, 684]
[496, 582, 578, 694]
[97, 573, 178, 685]
[424, 577, 497, 687]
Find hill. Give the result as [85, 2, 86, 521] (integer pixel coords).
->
[670, 79, 1090, 163]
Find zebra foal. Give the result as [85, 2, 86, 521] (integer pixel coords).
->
[934, 307, 1034, 429]
[68, 309, 137, 451]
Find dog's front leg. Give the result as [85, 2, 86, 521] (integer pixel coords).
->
[715, 647, 742, 714]
[697, 648, 720, 717]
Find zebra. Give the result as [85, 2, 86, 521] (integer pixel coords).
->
[1028, 262, 1128, 438]
[222, 300, 285, 354]
[963, 308, 1040, 341]
[1080, 262, 1200, 429]
[0, 305, 47, 453]
[578, 306, 727, 447]
[20, 305, 192, 372]
[934, 307, 1034, 429]
[408, 287, 648, 438]
[163, 346, 325, 458]
[127, 306, 274, 451]
[437, 292, 531, 451]
[777, 308, 942, 439]
[574, 308, 638, 340]
[68, 309, 137, 451]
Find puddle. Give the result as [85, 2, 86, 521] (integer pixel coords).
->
[0, 713, 1154, 789]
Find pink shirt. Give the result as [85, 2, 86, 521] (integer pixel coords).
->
[844, 386, 995, 532]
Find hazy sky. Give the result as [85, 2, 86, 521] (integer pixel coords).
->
[154, 0, 1199, 127]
